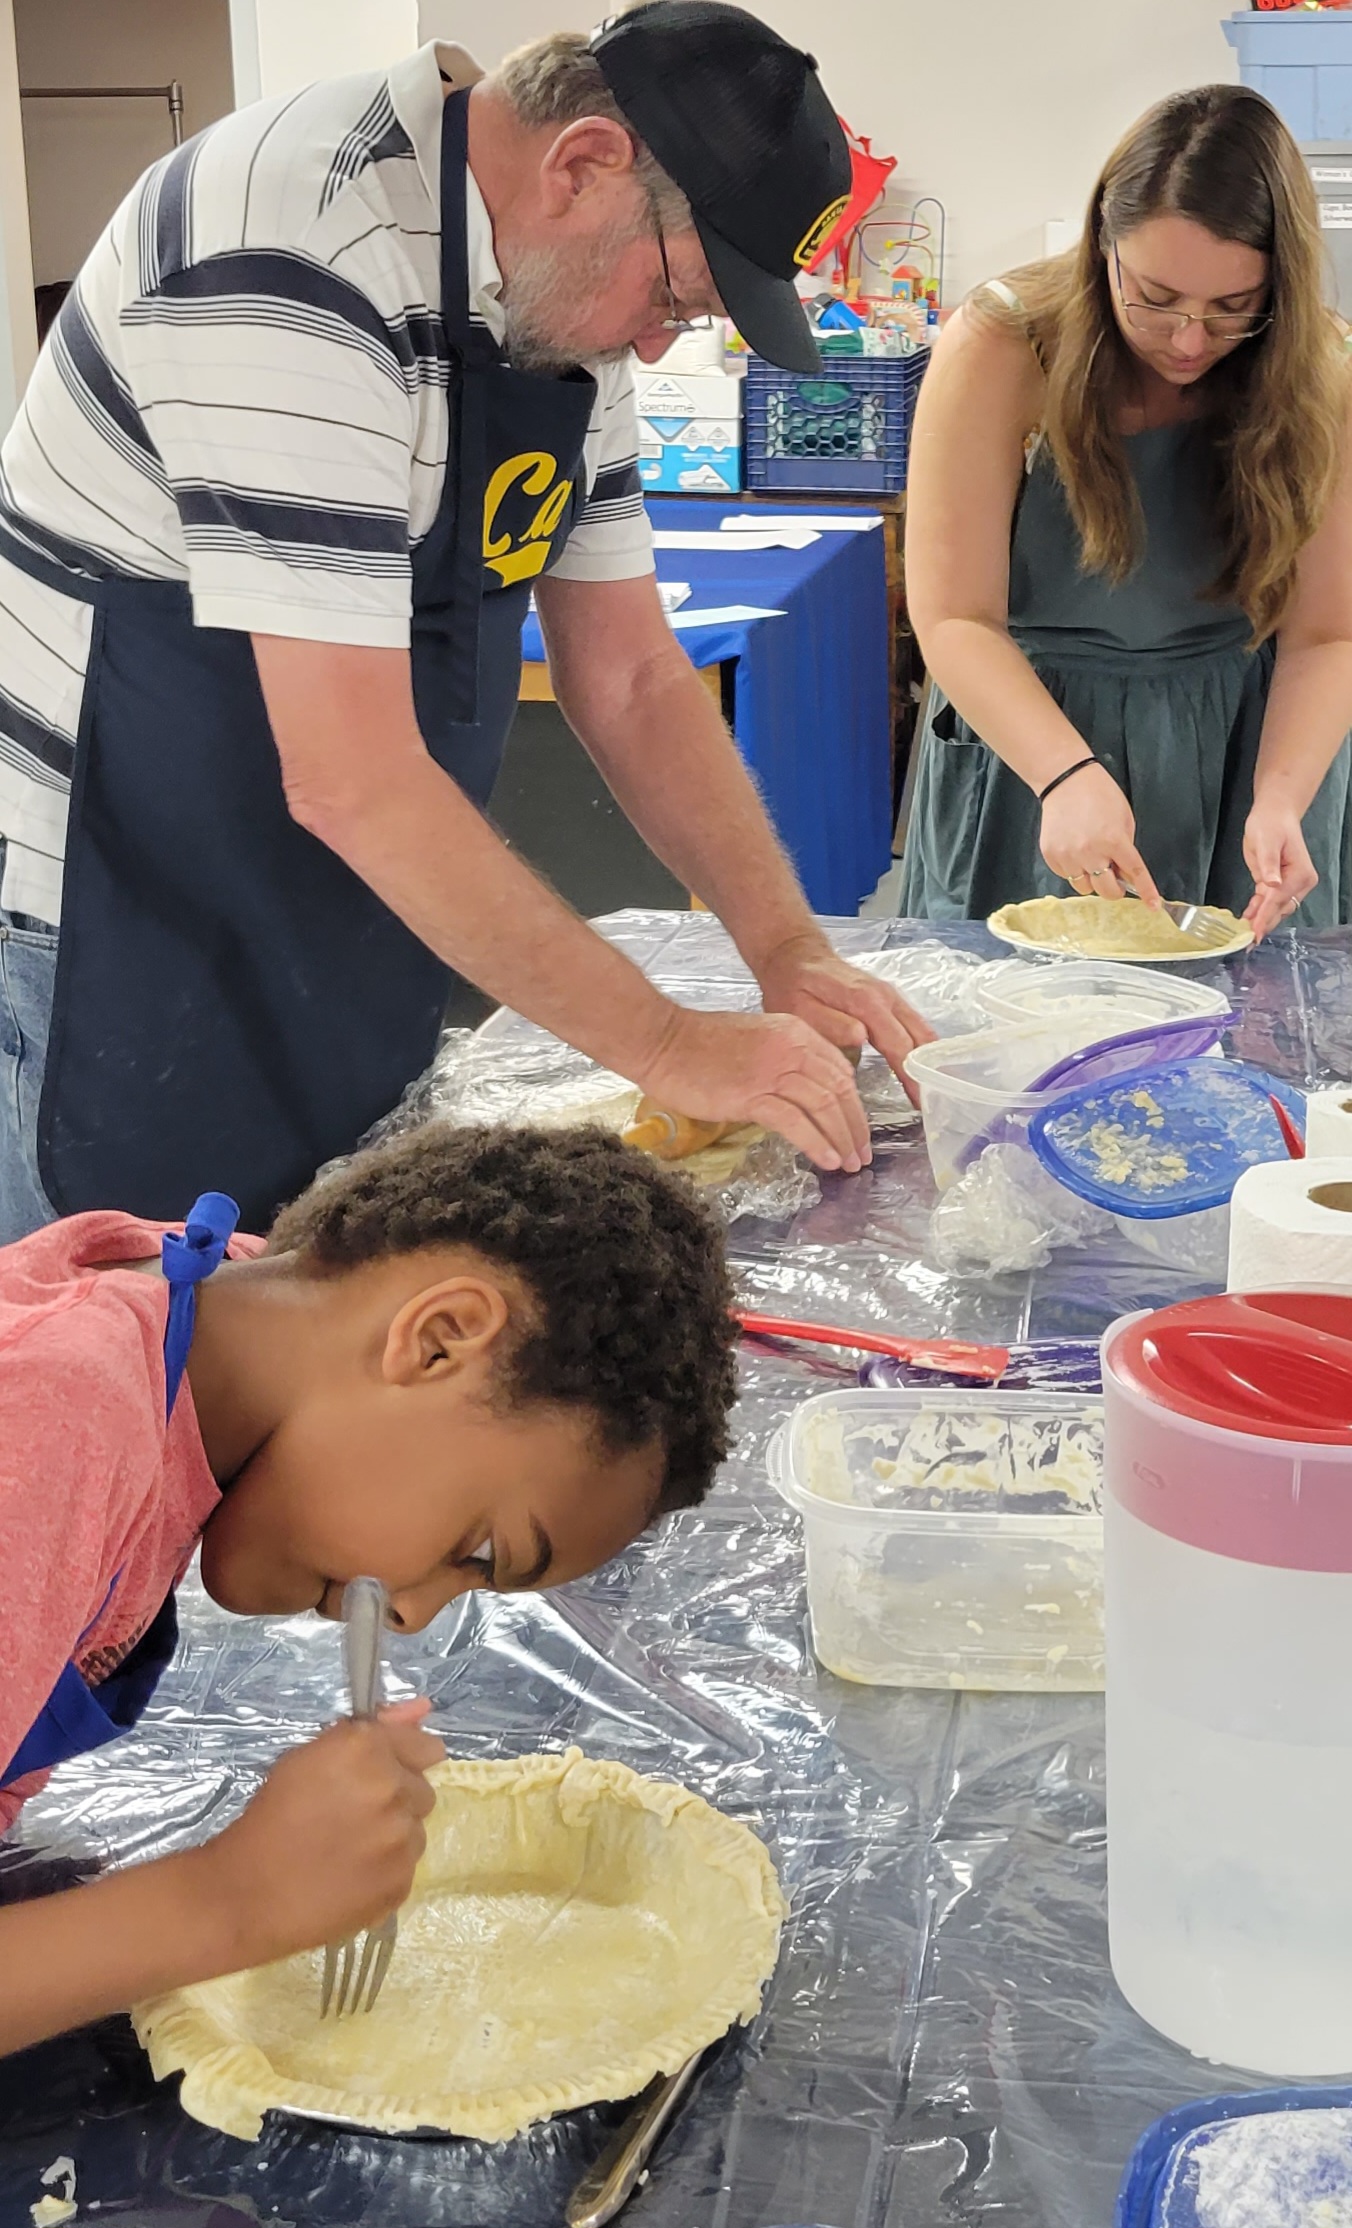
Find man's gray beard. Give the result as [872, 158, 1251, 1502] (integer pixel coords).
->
[500, 225, 646, 374]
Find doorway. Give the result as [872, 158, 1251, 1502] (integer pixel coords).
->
[13, 0, 234, 345]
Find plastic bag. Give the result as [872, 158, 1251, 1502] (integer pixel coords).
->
[358, 1030, 820, 1226]
[853, 941, 995, 1038]
[931, 1143, 1115, 1277]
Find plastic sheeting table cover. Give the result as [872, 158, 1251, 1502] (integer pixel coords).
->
[3, 912, 1350, 2228]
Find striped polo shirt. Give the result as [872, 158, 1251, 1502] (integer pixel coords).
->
[0, 40, 653, 926]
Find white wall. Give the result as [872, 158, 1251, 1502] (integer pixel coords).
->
[252, 0, 418, 99]
[419, 0, 1240, 300]
[14, 0, 235, 287]
[0, 0, 36, 421]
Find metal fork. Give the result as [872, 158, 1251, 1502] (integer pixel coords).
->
[1123, 888, 1242, 952]
[320, 1576, 399, 2018]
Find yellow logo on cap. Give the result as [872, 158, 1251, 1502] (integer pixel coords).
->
[793, 195, 849, 269]
[483, 451, 574, 586]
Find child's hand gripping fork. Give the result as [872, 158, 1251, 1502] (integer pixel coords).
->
[321, 1577, 400, 2017]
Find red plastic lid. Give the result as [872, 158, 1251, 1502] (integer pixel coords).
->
[1105, 1292, 1352, 1570]
[1109, 1291, 1352, 1445]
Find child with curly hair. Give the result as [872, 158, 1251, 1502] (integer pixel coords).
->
[0, 1123, 737, 2058]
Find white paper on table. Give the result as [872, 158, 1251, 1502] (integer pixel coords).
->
[658, 580, 692, 612]
[666, 604, 786, 629]
[651, 528, 820, 551]
[718, 512, 882, 533]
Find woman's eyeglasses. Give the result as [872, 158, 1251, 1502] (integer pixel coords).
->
[1113, 246, 1271, 343]
[655, 219, 715, 336]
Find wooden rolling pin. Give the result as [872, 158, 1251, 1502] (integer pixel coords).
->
[621, 1098, 739, 1161]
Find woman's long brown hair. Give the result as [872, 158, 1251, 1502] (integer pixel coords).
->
[975, 85, 1349, 643]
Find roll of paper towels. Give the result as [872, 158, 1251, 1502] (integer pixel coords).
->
[1306, 1086, 1352, 1158]
[1227, 1155, 1352, 1292]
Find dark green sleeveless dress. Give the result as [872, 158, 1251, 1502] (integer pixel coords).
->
[899, 422, 1351, 923]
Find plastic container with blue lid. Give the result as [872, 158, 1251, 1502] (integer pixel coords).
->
[1029, 1059, 1304, 1220]
[1117, 2086, 1352, 2227]
[956, 1012, 1237, 1172]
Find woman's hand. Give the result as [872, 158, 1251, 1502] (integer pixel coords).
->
[1243, 799, 1318, 941]
[1039, 762, 1162, 905]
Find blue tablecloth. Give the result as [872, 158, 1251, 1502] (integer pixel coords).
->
[520, 496, 893, 914]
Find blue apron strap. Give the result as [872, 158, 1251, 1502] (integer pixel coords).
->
[438, 87, 494, 726]
[161, 1190, 239, 1417]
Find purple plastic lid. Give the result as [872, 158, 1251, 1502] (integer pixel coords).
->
[1028, 1009, 1238, 1095]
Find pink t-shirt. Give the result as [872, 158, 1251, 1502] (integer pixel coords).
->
[0, 1210, 263, 1828]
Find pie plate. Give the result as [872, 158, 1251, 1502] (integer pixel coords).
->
[133, 1750, 786, 2144]
[987, 894, 1253, 964]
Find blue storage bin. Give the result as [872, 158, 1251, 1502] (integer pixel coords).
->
[1225, 10, 1352, 143]
[743, 351, 927, 496]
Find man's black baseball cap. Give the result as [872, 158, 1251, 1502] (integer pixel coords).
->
[589, 2, 851, 374]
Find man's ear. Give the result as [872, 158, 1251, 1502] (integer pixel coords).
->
[381, 1277, 512, 1386]
[535, 115, 639, 219]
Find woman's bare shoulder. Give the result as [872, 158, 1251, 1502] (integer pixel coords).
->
[922, 298, 1046, 436]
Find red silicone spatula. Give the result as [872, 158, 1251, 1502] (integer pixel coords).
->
[735, 1310, 1009, 1380]
[1269, 1094, 1306, 1159]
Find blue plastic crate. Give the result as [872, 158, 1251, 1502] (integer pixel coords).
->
[744, 350, 927, 496]
[1225, 10, 1352, 142]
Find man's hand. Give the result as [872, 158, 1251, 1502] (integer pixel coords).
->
[638, 1006, 872, 1172]
[755, 933, 934, 1098]
[1243, 799, 1318, 941]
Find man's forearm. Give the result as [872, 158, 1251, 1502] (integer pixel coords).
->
[294, 749, 677, 1079]
[559, 651, 826, 975]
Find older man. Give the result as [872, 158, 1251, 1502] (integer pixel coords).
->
[0, 1, 926, 1237]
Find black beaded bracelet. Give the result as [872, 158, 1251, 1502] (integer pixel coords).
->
[1037, 756, 1100, 806]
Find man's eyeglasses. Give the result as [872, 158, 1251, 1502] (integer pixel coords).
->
[655, 219, 715, 336]
[1113, 246, 1271, 344]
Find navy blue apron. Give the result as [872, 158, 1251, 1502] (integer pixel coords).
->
[1, 1191, 238, 1789]
[0, 90, 595, 1231]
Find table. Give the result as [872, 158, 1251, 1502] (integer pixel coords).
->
[732, 487, 921, 819]
[4, 913, 1350, 2228]
[519, 498, 894, 917]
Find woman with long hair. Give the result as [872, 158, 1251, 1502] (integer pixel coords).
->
[900, 85, 1352, 935]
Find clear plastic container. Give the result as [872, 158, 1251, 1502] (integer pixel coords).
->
[903, 1007, 1158, 1189]
[1112, 1202, 1232, 1280]
[975, 957, 1232, 1028]
[767, 1388, 1105, 1691]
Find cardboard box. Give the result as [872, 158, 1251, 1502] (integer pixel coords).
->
[634, 367, 744, 417]
[638, 414, 742, 495]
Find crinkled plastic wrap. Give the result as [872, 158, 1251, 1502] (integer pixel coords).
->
[2, 913, 1349, 2228]
[931, 1142, 1117, 1276]
[362, 1009, 822, 1228]
[359, 930, 1003, 1230]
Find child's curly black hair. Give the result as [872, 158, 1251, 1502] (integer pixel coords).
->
[267, 1123, 738, 1515]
